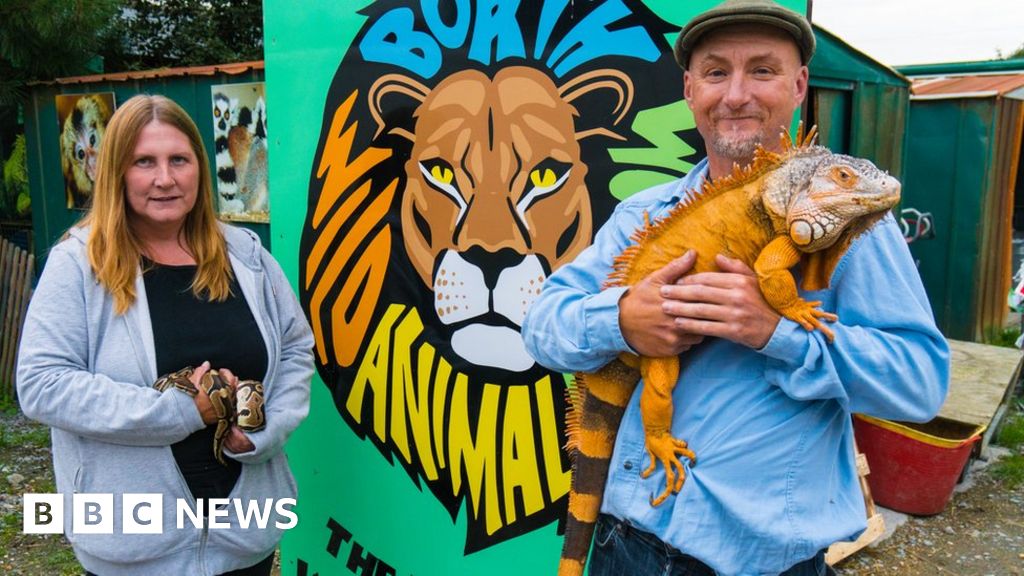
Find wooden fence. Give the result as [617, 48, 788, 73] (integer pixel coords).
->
[0, 236, 34, 404]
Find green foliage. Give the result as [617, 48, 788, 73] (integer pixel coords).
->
[992, 453, 1024, 488]
[100, 0, 264, 71]
[1002, 42, 1024, 60]
[986, 326, 1021, 348]
[1, 133, 29, 220]
[0, 0, 121, 106]
[996, 405, 1024, 450]
[992, 403, 1024, 488]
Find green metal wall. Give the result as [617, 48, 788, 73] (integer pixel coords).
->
[808, 26, 910, 179]
[24, 68, 268, 266]
[901, 95, 1019, 340]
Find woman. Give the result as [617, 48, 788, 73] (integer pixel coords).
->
[17, 94, 314, 575]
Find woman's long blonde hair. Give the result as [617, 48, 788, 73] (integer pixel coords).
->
[80, 94, 232, 314]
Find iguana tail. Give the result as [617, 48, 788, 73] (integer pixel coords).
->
[561, 357, 640, 576]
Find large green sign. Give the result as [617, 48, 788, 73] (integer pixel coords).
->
[264, 1, 805, 574]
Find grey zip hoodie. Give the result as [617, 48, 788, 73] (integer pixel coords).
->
[17, 223, 314, 575]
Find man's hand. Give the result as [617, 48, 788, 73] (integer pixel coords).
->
[662, 254, 780, 349]
[620, 251, 705, 357]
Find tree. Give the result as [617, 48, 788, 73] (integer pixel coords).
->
[0, 0, 120, 106]
[100, 0, 264, 71]
[1007, 42, 1024, 60]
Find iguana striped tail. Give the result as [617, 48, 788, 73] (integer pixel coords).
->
[560, 358, 640, 576]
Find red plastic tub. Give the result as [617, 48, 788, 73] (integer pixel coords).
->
[853, 414, 985, 516]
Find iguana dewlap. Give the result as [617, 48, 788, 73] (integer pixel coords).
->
[558, 128, 900, 576]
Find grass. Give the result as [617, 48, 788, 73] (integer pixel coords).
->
[0, 425, 50, 451]
[987, 326, 1022, 348]
[991, 401, 1024, 488]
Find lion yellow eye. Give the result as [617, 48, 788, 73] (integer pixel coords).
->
[430, 165, 453, 185]
[530, 168, 556, 188]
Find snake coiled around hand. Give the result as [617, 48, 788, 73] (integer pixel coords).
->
[154, 367, 266, 465]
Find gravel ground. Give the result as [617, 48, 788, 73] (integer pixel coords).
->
[837, 448, 1024, 575]
[2, 409, 1021, 575]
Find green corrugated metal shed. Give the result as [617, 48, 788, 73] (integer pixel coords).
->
[897, 60, 1024, 341]
[24, 62, 268, 266]
[808, 25, 911, 180]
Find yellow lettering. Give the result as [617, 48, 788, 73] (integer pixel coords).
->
[537, 376, 571, 502]
[501, 385, 544, 524]
[448, 380, 502, 535]
[388, 307, 438, 480]
[433, 356, 452, 470]
[349, 315, 572, 538]
[390, 307, 421, 465]
[348, 304, 406, 441]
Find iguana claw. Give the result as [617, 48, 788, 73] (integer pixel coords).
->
[779, 299, 837, 342]
[642, 433, 697, 507]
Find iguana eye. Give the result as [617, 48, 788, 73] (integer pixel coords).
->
[832, 166, 857, 187]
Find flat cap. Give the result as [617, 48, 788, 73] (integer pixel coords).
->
[674, 0, 815, 68]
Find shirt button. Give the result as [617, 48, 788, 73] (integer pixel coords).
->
[624, 461, 633, 470]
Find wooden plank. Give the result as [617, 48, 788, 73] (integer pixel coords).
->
[827, 444, 884, 564]
[0, 241, 20, 397]
[0, 239, 11, 331]
[0, 240, 32, 402]
[942, 339, 1022, 455]
[7, 254, 33, 401]
[826, 513, 885, 566]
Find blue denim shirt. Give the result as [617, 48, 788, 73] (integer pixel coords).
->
[522, 159, 950, 575]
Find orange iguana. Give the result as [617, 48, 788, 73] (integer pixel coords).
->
[558, 127, 901, 576]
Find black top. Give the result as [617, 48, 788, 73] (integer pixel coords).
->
[143, 258, 268, 501]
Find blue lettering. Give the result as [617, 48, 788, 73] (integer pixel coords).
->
[547, 0, 660, 77]
[422, 0, 471, 49]
[468, 0, 526, 66]
[360, 8, 442, 78]
[534, 0, 568, 60]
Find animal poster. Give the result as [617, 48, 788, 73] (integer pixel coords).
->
[262, 1, 806, 575]
[56, 92, 115, 210]
[211, 82, 270, 222]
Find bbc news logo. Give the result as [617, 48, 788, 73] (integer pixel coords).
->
[23, 494, 297, 534]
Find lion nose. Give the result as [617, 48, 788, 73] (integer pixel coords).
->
[459, 246, 526, 291]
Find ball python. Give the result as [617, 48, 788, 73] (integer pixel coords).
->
[153, 367, 266, 466]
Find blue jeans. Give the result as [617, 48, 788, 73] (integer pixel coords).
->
[588, 514, 835, 576]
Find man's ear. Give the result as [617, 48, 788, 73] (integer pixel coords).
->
[795, 65, 809, 105]
[368, 73, 431, 142]
[683, 69, 693, 104]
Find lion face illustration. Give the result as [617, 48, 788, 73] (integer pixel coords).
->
[371, 66, 631, 371]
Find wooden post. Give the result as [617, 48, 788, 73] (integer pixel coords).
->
[826, 446, 886, 565]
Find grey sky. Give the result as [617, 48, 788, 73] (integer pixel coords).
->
[811, 0, 1024, 67]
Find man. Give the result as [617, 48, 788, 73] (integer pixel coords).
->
[521, 1, 950, 575]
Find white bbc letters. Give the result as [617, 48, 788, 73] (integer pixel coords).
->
[22, 494, 300, 534]
[122, 493, 163, 534]
[22, 493, 63, 534]
[73, 493, 114, 534]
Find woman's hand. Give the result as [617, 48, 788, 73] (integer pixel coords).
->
[224, 426, 256, 453]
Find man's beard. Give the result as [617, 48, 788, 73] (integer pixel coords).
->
[708, 124, 766, 166]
